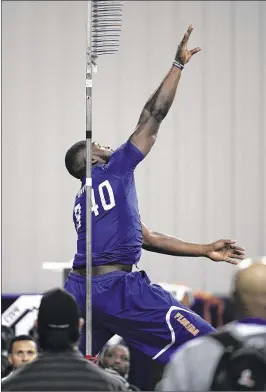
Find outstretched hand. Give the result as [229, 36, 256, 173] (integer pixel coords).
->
[175, 25, 201, 65]
[206, 240, 245, 265]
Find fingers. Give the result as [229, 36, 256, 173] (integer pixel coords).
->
[227, 243, 246, 258]
[190, 47, 201, 56]
[231, 245, 245, 253]
[229, 253, 245, 260]
[224, 240, 245, 260]
[181, 24, 193, 46]
[221, 240, 245, 253]
[226, 258, 239, 265]
[223, 239, 236, 244]
[231, 250, 245, 258]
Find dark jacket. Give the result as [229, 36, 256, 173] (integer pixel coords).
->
[1, 349, 128, 391]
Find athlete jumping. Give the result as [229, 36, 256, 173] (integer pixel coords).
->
[64, 25, 245, 364]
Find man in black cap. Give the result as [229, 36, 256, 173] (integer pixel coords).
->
[1, 288, 127, 391]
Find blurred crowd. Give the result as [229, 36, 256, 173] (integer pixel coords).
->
[1, 258, 266, 391]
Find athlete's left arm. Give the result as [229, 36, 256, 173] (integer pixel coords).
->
[141, 222, 245, 265]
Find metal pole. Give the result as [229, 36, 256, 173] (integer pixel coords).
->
[85, 1, 93, 357]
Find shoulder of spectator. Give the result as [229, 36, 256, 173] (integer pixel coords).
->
[230, 321, 266, 336]
[158, 335, 224, 391]
[1, 362, 35, 388]
[83, 362, 128, 390]
[105, 373, 129, 391]
[1, 369, 19, 389]
[172, 334, 223, 363]
[160, 322, 265, 391]
[104, 373, 129, 391]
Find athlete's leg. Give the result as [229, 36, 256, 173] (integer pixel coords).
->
[92, 270, 215, 365]
[64, 272, 113, 355]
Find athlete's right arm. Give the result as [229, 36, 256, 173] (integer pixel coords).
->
[129, 25, 201, 157]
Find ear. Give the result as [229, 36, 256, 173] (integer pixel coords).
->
[91, 156, 98, 165]
[79, 317, 84, 331]
[98, 355, 104, 367]
[8, 354, 13, 366]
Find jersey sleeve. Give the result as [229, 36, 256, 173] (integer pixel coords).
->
[104, 140, 144, 178]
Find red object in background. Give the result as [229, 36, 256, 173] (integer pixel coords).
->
[85, 354, 98, 364]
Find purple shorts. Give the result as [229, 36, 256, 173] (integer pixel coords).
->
[64, 270, 215, 364]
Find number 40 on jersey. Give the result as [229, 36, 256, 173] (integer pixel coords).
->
[74, 180, 116, 230]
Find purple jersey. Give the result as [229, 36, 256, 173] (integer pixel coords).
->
[72, 141, 145, 268]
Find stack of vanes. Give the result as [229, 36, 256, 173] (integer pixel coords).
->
[91, 0, 123, 57]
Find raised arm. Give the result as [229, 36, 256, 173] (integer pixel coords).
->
[141, 223, 245, 265]
[129, 25, 201, 157]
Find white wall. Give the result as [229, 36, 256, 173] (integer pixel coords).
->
[2, 1, 266, 294]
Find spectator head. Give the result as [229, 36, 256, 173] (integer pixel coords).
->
[231, 257, 266, 320]
[99, 344, 130, 379]
[8, 335, 37, 369]
[35, 288, 84, 352]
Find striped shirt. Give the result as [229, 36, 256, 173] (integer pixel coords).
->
[158, 320, 266, 391]
[1, 349, 128, 391]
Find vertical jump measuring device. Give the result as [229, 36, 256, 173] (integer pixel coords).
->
[85, 0, 123, 357]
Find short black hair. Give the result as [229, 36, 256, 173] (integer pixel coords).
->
[65, 141, 86, 180]
[8, 335, 36, 354]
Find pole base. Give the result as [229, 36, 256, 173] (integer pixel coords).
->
[85, 354, 98, 364]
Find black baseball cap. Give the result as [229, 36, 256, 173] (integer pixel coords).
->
[37, 288, 81, 351]
[38, 288, 80, 331]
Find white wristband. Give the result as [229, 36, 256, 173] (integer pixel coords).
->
[173, 60, 184, 70]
